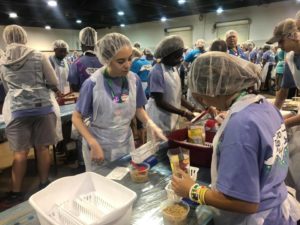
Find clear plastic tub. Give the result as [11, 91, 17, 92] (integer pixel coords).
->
[160, 200, 190, 225]
[129, 162, 150, 183]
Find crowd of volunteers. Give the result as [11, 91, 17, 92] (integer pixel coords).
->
[0, 8, 300, 225]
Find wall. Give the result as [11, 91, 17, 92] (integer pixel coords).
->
[0, 1, 298, 51]
[0, 25, 79, 51]
[97, 0, 299, 49]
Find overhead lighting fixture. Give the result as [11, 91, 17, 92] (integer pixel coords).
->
[216, 7, 224, 14]
[161, 16, 167, 22]
[45, 25, 51, 30]
[178, 0, 186, 4]
[118, 11, 125, 16]
[47, 0, 57, 7]
[9, 12, 18, 18]
[120, 24, 125, 27]
[76, 19, 82, 24]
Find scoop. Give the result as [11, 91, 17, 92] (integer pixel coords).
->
[191, 110, 208, 124]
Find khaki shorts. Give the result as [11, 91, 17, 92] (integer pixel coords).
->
[6, 113, 56, 151]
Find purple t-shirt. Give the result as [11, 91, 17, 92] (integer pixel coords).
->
[68, 54, 102, 89]
[216, 100, 289, 223]
[76, 73, 147, 118]
[262, 50, 275, 64]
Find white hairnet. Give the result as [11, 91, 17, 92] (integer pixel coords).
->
[154, 35, 184, 59]
[189, 52, 260, 97]
[3, 25, 27, 45]
[195, 39, 205, 48]
[225, 30, 238, 39]
[96, 32, 131, 65]
[246, 40, 255, 49]
[79, 27, 97, 46]
[52, 40, 69, 51]
[296, 11, 300, 20]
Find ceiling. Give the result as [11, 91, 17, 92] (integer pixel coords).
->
[0, 0, 287, 30]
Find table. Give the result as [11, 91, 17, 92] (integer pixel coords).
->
[0, 104, 76, 132]
[0, 147, 214, 225]
[0, 104, 76, 173]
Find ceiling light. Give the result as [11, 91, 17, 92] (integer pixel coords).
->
[9, 12, 18, 18]
[118, 11, 125, 16]
[76, 19, 82, 24]
[47, 0, 57, 7]
[178, 0, 186, 4]
[161, 16, 167, 22]
[217, 7, 224, 14]
[45, 25, 51, 30]
[120, 24, 125, 27]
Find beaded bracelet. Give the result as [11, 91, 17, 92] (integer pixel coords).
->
[189, 183, 208, 205]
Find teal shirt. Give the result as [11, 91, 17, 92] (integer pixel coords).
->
[275, 50, 286, 75]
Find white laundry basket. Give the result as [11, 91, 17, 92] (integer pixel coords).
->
[29, 172, 137, 225]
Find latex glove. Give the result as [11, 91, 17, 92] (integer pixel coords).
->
[215, 111, 227, 125]
[172, 169, 195, 198]
[146, 120, 167, 142]
[88, 138, 105, 162]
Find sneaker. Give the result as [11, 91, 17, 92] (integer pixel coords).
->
[39, 180, 51, 190]
[0, 192, 24, 211]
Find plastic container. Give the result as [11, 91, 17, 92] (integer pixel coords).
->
[167, 148, 190, 175]
[165, 181, 182, 202]
[168, 128, 215, 168]
[130, 141, 159, 164]
[29, 172, 137, 225]
[160, 200, 190, 225]
[165, 166, 199, 202]
[129, 162, 150, 183]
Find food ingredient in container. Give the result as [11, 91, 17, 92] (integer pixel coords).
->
[188, 125, 205, 144]
[161, 200, 190, 225]
[167, 148, 190, 175]
[129, 162, 150, 183]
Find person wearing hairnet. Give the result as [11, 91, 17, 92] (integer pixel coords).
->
[146, 35, 198, 134]
[68, 27, 102, 92]
[225, 30, 248, 60]
[172, 51, 300, 225]
[72, 33, 166, 171]
[184, 39, 206, 67]
[49, 40, 70, 94]
[0, 25, 59, 210]
[269, 19, 300, 204]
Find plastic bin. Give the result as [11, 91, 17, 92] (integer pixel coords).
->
[168, 128, 215, 168]
[29, 172, 137, 225]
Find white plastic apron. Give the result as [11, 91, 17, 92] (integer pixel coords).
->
[261, 62, 271, 83]
[284, 51, 300, 201]
[146, 64, 181, 133]
[209, 94, 300, 225]
[54, 59, 70, 94]
[286, 51, 300, 89]
[82, 69, 136, 172]
[2, 89, 62, 143]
